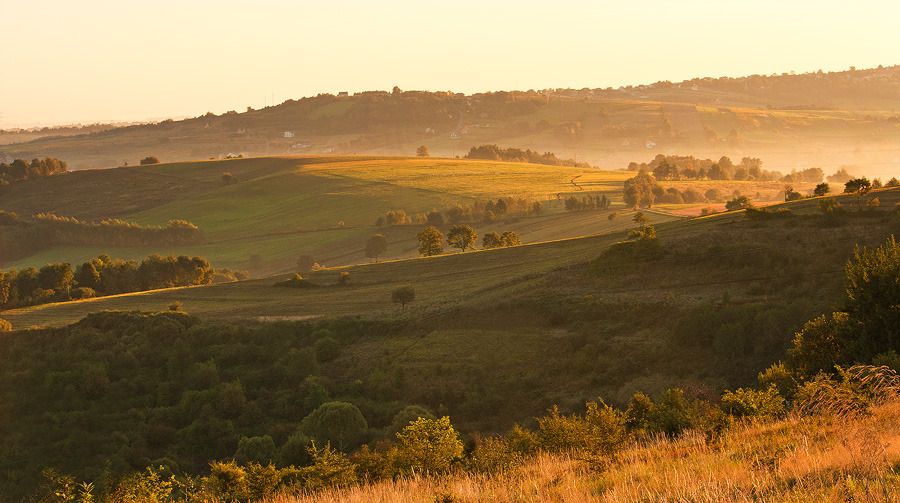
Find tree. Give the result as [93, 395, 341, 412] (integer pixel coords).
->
[416, 145, 430, 157]
[234, 435, 277, 464]
[389, 406, 435, 435]
[392, 286, 415, 308]
[623, 172, 658, 208]
[300, 402, 368, 451]
[140, 156, 160, 165]
[886, 177, 900, 187]
[482, 232, 502, 249]
[788, 312, 851, 378]
[393, 416, 464, 474]
[0, 318, 11, 332]
[844, 235, 900, 356]
[629, 212, 657, 241]
[725, 195, 752, 211]
[447, 224, 477, 252]
[500, 231, 521, 247]
[38, 263, 74, 295]
[417, 226, 444, 256]
[365, 234, 388, 262]
[813, 182, 830, 197]
[844, 177, 871, 194]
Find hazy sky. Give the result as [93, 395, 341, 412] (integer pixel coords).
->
[2, 0, 898, 128]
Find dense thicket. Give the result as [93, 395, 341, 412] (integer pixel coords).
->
[0, 211, 202, 263]
[0, 254, 215, 310]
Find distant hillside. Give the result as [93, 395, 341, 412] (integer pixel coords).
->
[3, 66, 900, 175]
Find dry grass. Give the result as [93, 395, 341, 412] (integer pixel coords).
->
[271, 402, 900, 503]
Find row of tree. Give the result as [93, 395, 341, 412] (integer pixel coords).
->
[465, 144, 590, 168]
[0, 157, 67, 185]
[0, 211, 202, 263]
[0, 254, 215, 310]
[376, 197, 541, 227]
[626, 154, 856, 184]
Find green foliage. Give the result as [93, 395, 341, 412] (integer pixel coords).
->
[417, 226, 444, 256]
[314, 336, 341, 362]
[300, 402, 368, 451]
[814, 182, 831, 197]
[482, 232, 502, 249]
[465, 145, 588, 168]
[788, 312, 851, 378]
[202, 461, 249, 501]
[721, 385, 786, 419]
[279, 432, 312, 467]
[110, 466, 174, 503]
[757, 362, 797, 399]
[389, 405, 436, 435]
[234, 435, 277, 465]
[844, 235, 900, 358]
[393, 417, 464, 474]
[300, 442, 358, 489]
[537, 401, 626, 459]
[844, 177, 871, 194]
[447, 224, 477, 252]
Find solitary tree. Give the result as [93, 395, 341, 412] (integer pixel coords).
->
[392, 286, 416, 308]
[140, 156, 160, 165]
[417, 226, 444, 256]
[813, 183, 830, 197]
[844, 177, 871, 195]
[725, 195, 753, 211]
[416, 145, 430, 157]
[393, 416, 464, 474]
[447, 224, 477, 252]
[365, 234, 388, 262]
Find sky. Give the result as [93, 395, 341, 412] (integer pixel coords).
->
[2, 0, 899, 128]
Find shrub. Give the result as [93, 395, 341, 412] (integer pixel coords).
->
[813, 182, 830, 196]
[721, 385, 786, 419]
[140, 156, 160, 165]
[279, 432, 312, 467]
[393, 416, 464, 474]
[300, 442, 358, 489]
[300, 402, 368, 451]
[202, 461, 249, 502]
[725, 195, 753, 211]
[0, 318, 11, 332]
[499, 231, 521, 247]
[537, 401, 626, 459]
[788, 312, 851, 378]
[110, 466, 174, 503]
[392, 286, 416, 308]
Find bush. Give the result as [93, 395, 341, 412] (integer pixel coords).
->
[721, 385, 786, 419]
[279, 432, 312, 467]
[140, 156, 160, 165]
[393, 416, 464, 474]
[537, 401, 626, 459]
[0, 318, 12, 332]
[300, 442, 358, 489]
[300, 402, 368, 451]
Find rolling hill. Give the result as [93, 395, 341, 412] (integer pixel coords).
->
[3, 66, 900, 177]
[0, 155, 674, 274]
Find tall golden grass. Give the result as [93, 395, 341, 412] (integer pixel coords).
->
[270, 397, 899, 502]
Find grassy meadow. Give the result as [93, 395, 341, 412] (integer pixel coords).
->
[1, 156, 649, 274]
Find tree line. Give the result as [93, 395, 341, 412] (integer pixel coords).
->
[0, 157, 67, 186]
[0, 211, 202, 263]
[627, 154, 834, 183]
[465, 144, 591, 168]
[376, 196, 542, 228]
[0, 254, 219, 311]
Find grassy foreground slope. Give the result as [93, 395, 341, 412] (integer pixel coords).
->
[279, 401, 900, 503]
[1, 156, 649, 273]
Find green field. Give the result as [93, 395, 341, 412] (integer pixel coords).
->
[1, 156, 647, 274]
[7, 187, 899, 332]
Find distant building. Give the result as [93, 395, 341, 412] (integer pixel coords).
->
[645, 140, 657, 149]
[337, 91, 349, 97]
[283, 131, 295, 138]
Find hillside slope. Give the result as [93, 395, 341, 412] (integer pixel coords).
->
[3, 66, 900, 175]
[0, 156, 655, 273]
